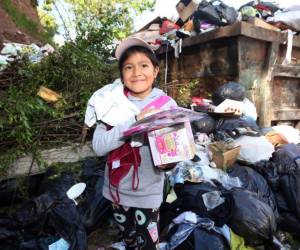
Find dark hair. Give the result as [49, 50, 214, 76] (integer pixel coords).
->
[118, 46, 159, 79]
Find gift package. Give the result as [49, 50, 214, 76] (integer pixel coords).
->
[148, 122, 196, 166]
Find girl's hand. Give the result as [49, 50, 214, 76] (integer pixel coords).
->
[136, 108, 161, 121]
[157, 163, 176, 171]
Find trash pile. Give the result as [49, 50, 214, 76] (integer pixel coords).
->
[0, 42, 54, 72]
[157, 81, 300, 249]
[0, 157, 111, 249]
[133, 0, 300, 58]
[1, 1, 300, 248]
[0, 42, 55, 90]
[0, 82, 299, 249]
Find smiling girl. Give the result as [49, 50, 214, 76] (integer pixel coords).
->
[91, 37, 177, 249]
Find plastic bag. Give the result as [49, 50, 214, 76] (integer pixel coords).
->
[272, 143, 300, 174]
[0, 173, 45, 206]
[227, 165, 277, 214]
[272, 125, 300, 144]
[277, 212, 300, 238]
[274, 191, 300, 237]
[169, 161, 242, 189]
[250, 160, 280, 191]
[49, 238, 70, 250]
[215, 117, 260, 138]
[235, 136, 274, 164]
[191, 114, 215, 134]
[212, 82, 246, 105]
[193, 227, 230, 250]
[37, 169, 76, 199]
[1, 171, 87, 250]
[228, 190, 276, 246]
[242, 98, 257, 121]
[193, 0, 238, 26]
[165, 215, 230, 250]
[175, 182, 234, 227]
[267, 10, 300, 31]
[279, 171, 300, 221]
[46, 198, 87, 250]
[78, 157, 112, 233]
[19, 237, 58, 250]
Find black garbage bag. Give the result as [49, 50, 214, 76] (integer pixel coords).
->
[191, 114, 216, 134]
[228, 189, 276, 246]
[159, 201, 183, 238]
[279, 171, 300, 221]
[277, 212, 300, 238]
[174, 182, 234, 227]
[78, 157, 111, 234]
[215, 117, 260, 138]
[8, 171, 77, 240]
[46, 198, 86, 250]
[2, 171, 87, 249]
[272, 143, 300, 174]
[19, 236, 59, 250]
[193, 227, 230, 250]
[38, 169, 76, 199]
[250, 160, 280, 191]
[175, 227, 230, 250]
[193, 0, 238, 26]
[273, 190, 300, 237]
[0, 174, 44, 206]
[212, 81, 246, 105]
[0, 216, 21, 249]
[227, 164, 277, 214]
[12, 193, 55, 240]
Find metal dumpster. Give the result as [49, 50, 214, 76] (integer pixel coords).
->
[157, 21, 300, 127]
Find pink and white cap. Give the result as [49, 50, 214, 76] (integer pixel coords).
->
[115, 37, 154, 60]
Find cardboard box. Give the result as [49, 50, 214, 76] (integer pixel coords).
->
[148, 122, 196, 166]
[209, 143, 241, 169]
[214, 99, 243, 115]
[247, 17, 280, 32]
[176, 0, 199, 23]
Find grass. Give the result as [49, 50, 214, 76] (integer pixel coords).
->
[1, 0, 53, 44]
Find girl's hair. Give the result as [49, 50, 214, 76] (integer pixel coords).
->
[118, 46, 159, 79]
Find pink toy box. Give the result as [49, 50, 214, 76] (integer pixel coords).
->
[148, 121, 196, 166]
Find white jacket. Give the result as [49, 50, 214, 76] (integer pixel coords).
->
[84, 79, 140, 127]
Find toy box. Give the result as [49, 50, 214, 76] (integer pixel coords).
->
[148, 121, 196, 166]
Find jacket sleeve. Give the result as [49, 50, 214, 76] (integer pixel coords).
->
[92, 116, 136, 156]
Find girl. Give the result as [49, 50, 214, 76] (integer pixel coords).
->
[92, 37, 177, 249]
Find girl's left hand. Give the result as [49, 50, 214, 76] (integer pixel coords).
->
[157, 163, 176, 171]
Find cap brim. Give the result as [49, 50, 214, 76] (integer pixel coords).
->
[115, 37, 154, 60]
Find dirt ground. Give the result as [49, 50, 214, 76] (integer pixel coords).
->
[0, 0, 42, 45]
[87, 221, 120, 250]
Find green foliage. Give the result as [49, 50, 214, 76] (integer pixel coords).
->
[0, 0, 54, 44]
[38, 8, 59, 39]
[0, 43, 118, 176]
[47, 0, 155, 59]
[0, 0, 155, 176]
[49, 161, 83, 179]
[175, 80, 199, 108]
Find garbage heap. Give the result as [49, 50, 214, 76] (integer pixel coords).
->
[0, 81, 299, 250]
[133, 0, 299, 57]
[157, 81, 300, 249]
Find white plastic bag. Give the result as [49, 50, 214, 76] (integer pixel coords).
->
[272, 125, 300, 144]
[235, 136, 274, 163]
[242, 98, 257, 121]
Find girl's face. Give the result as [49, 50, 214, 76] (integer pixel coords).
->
[122, 52, 159, 99]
